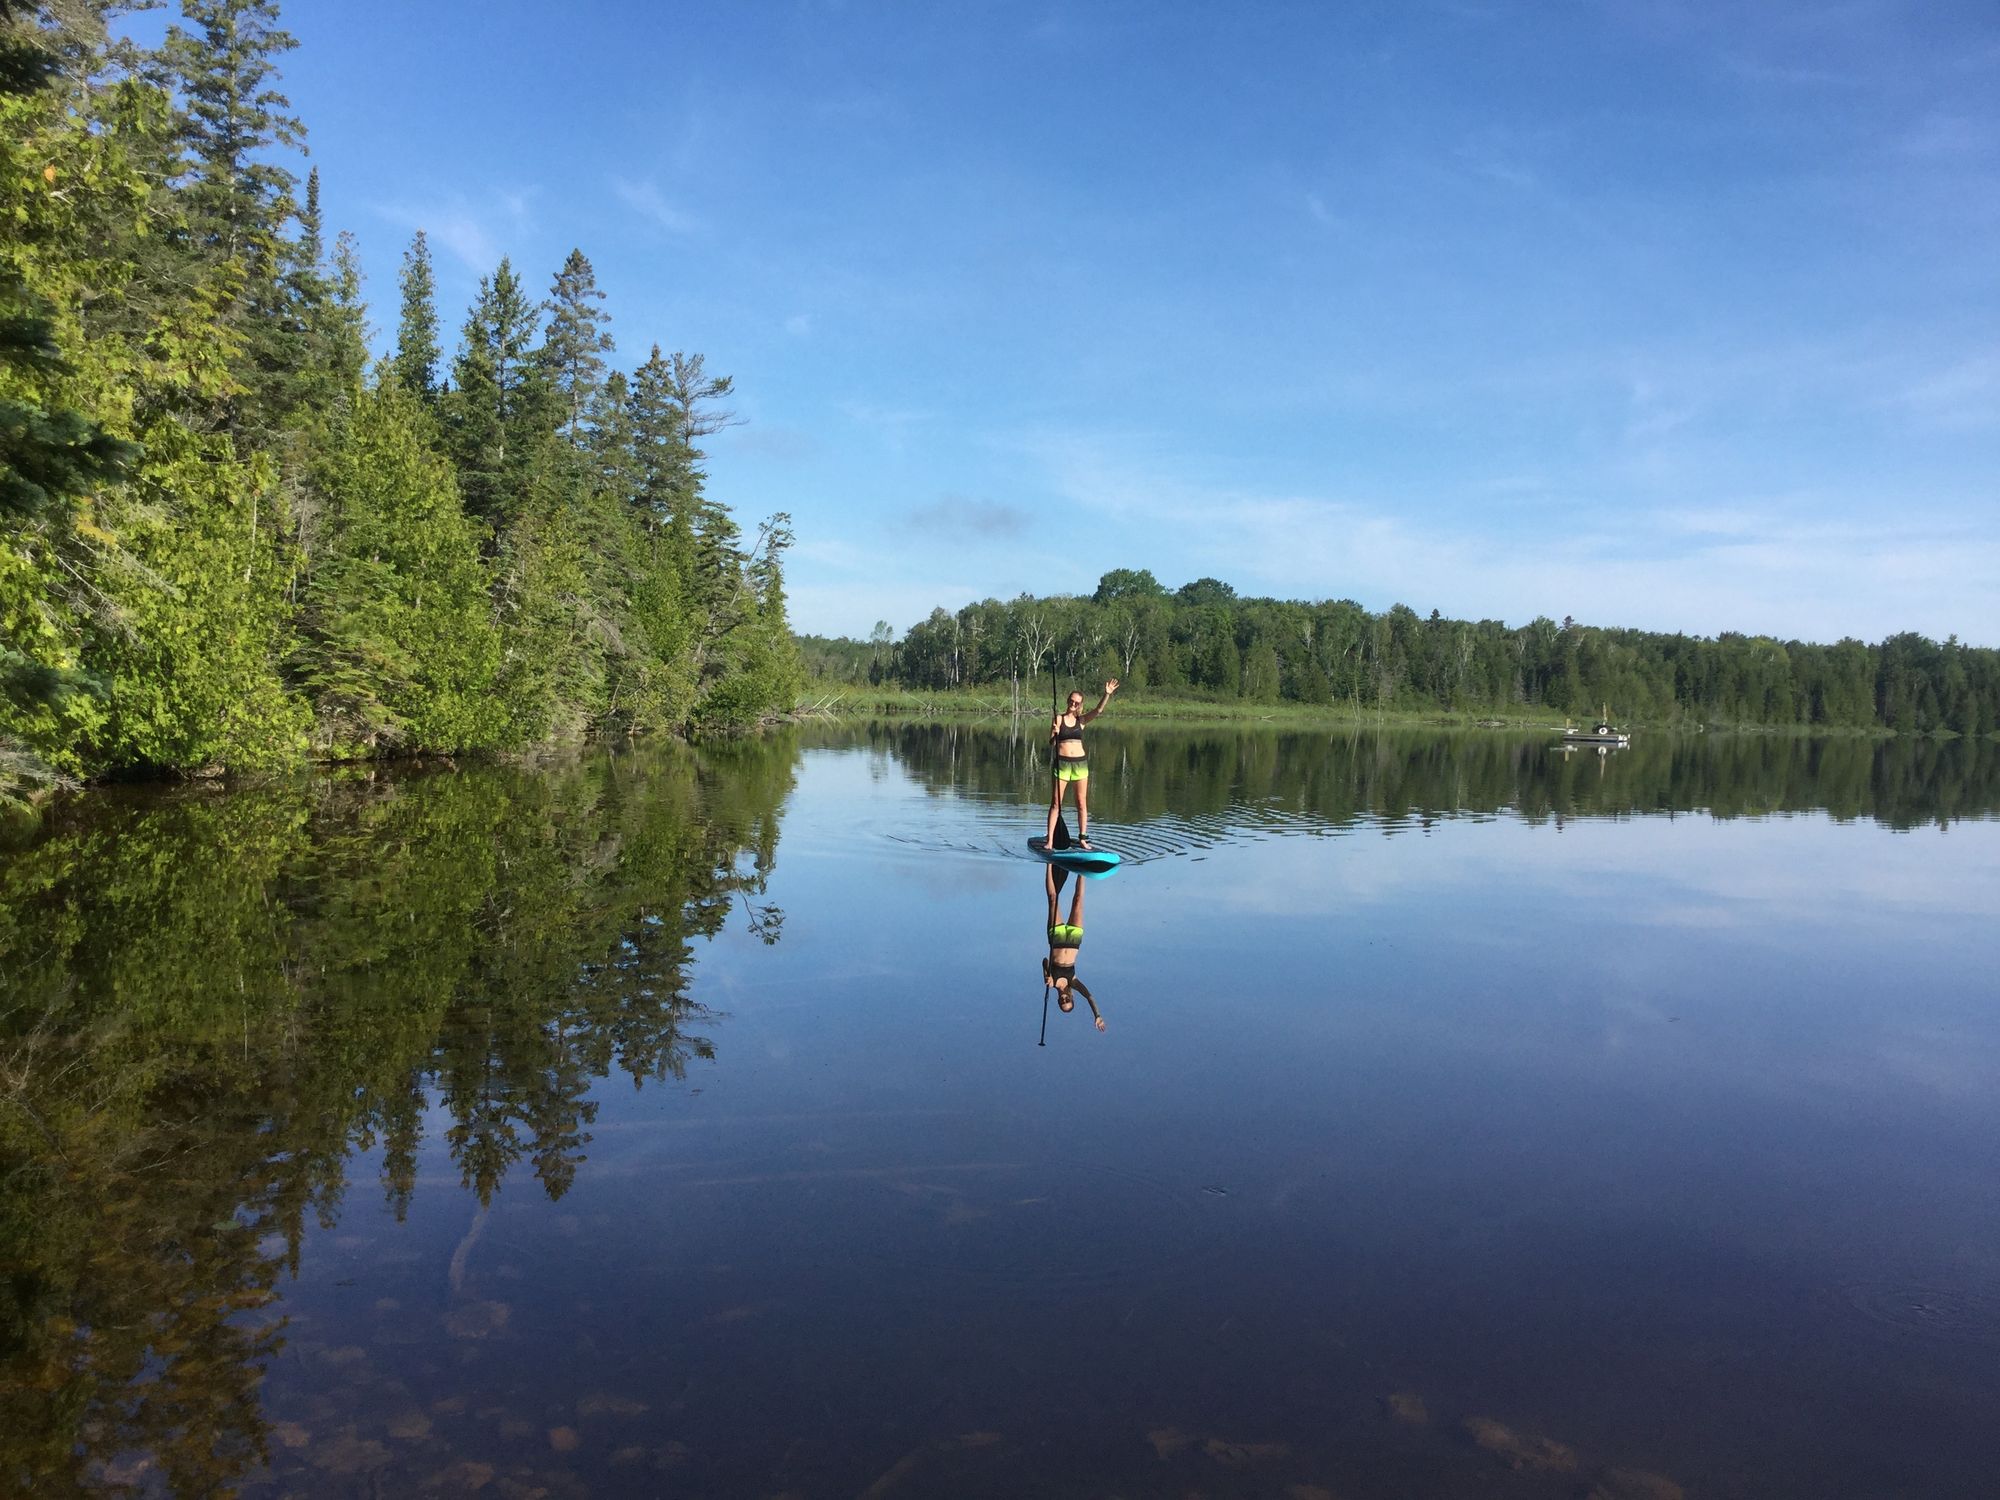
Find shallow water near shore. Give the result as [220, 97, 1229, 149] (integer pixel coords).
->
[5, 724, 2000, 1497]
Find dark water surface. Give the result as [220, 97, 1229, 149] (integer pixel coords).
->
[5, 726, 2000, 1498]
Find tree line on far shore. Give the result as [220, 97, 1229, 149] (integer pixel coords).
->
[1, 1, 799, 808]
[799, 570, 1998, 734]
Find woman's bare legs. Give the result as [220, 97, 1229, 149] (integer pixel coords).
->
[1044, 775, 1071, 844]
[1075, 775, 1090, 846]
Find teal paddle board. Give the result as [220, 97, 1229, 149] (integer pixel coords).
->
[1028, 836, 1122, 872]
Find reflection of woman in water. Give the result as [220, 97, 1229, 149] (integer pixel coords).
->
[1043, 863, 1105, 1031]
[1046, 678, 1118, 850]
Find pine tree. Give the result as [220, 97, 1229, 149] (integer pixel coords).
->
[628, 343, 687, 533]
[580, 370, 692, 732]
[297, 160, 323, 268]
[321, 229, 369, 391]
[164, 0, 303, 262]
[445, 258, 552, 527]
[392, 229, 440, 400]
[628, 347, 743, 656]
[542, 248, 613, 442]
[664, 352, 747, 662]
[161, 0, 309, 436]
[586, 370, 641, 502]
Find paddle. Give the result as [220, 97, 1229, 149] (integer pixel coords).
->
[1049, 655, 1072, 849]
[1039, 982, 1050, 1046]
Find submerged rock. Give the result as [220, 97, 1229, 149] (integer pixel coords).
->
[309, 1431, 391, 1474]
[1382, 1391, 1428, 1425]
[388, 1410, 433, 1440]
[1463, 1416, 1578, 1473]
[444, 1300, 511, 1338]
[1146, 1426, 1195, 1459]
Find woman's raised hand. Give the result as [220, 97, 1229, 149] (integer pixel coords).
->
[1104, 679, 1120, 695]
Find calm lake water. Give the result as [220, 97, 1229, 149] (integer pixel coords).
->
[4, 724, 2000, 1498]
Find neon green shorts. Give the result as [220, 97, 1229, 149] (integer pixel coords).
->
[1048, 924, 1083, 946]
[1052, 759, 1089, 783]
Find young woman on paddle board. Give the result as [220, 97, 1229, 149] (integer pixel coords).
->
[1043, 863, 1105, 1031]
[1045, 678, 1118, 850]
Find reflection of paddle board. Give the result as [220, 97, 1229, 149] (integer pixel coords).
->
[1028, 837, 1122, 872]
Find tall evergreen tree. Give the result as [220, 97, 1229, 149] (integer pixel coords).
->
[586, 370, 641, 504]
[653, 349, 747, 659]
[320, 229, 368, 391]
[297, 160, 322, 267]
[580, 370, 694, 731]
[628, 343, 686, 533]
[160, 0, 308, 434]
[392, 228, 440, 400]
[163, 0, 302, 264]
[444, 258, 550, 526]
[542, 248, 612, 441]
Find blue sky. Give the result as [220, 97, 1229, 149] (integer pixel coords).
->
[267, 0, 1997, 643]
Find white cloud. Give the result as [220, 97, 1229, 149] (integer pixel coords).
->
[373, 189, 537, 273]
[1025, 432, 2000, 643]
[838, 400, 931, 458]
[1892, 354, 2000, 430]
[611, 177, 705, 235]
[785, 313, 813, 337]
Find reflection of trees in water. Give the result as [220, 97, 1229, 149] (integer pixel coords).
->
[826, 721, 2000, 831]
[0, 736, 794, 1495]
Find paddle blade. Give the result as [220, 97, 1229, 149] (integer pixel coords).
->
[1051, 811, 1072, 849]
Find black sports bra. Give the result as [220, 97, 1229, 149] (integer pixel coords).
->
[1054, 714, 1084, 743]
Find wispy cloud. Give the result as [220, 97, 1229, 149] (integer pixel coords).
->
[784, 313, 813, 337]
[1026, 433, 2000, 643]
[372, 190, 536, 273]
[1719, 51, 1865, 89]
[839, 400, 931, 457]
[1896, 109, 2000, 160]
[611, 177, 705, 235]
[1888, 354, 2000, 430]
[721, 424, 818, 463]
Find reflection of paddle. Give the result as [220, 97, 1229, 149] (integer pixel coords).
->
[1039, 983, 1049, 1046]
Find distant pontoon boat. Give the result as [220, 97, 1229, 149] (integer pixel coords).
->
[1559, 706, 1630, 746]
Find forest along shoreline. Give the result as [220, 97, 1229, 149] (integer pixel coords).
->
[799, 570, 1999, 740]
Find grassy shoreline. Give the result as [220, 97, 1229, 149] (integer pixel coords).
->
[791, 685, 1925, 736]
